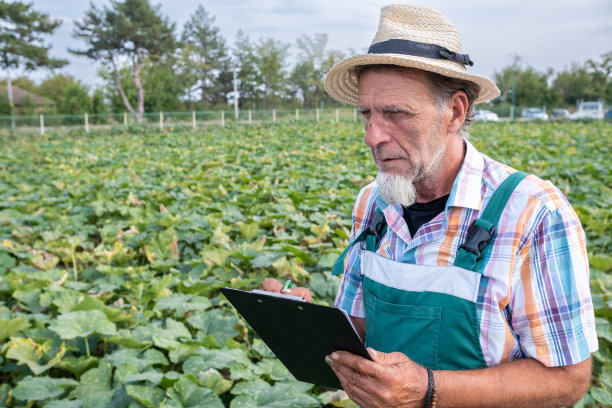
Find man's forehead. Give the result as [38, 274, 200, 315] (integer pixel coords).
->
[357, 68, 432, 105]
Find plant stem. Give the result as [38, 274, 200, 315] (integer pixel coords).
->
[72, 246, 78, 281]
[84, 336, 90, 357]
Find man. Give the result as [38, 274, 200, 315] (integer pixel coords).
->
[267, 4, 597, 407]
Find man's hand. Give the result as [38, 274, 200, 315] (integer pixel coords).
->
[326, 348, 428, 408]
[262, 278, 312, 302]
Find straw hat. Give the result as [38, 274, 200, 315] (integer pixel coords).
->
[324, 4, 500, 105]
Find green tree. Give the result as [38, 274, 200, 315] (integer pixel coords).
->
[494, 57, 553, 107]
[71, 0, 176, 123]
[585, 51, 612, 101]
[233, 30, 260, 109]
[91, 88, 107, 116]
[60, 81, 92, 114]
[37, 74, 73, 111]
[180, 5, 232, 109]
[0, 0, 67, 127]
[253, 38, 290, 109]
[290, 33, 344, 108]
[552, 63, 595, 106]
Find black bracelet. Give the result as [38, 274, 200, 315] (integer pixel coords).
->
[425, 366, 434, 408]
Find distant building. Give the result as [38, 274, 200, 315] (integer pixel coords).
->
[1, 85, 54, 114]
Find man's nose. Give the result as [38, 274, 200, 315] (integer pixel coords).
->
[363, 116, 391, 147]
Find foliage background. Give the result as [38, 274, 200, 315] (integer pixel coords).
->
[0, 121, 610, 407]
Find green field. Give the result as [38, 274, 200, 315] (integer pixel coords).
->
[0, 121, 611, 407]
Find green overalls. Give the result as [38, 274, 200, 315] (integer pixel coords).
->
[332, 172, 527, 370]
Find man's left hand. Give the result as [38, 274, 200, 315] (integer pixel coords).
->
[326, 348, 428, 408]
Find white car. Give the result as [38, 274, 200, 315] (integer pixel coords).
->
[473, 110, 499, 122]
[521, 108, 548, 121]
[569, 101, 604, 120]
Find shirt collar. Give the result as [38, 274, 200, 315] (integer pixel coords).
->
[446, 139, 484, 211]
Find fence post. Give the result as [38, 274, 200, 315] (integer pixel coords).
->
[295, 109, 299, 120]
[316, 108, 319, 122]
[221, 110, 225, 127]
[248, 110, 252, 124]
[124, 112, 127, 126]
[273, 109, 276, 122]
[40, 114, 45, 135]
[85, 113, 89, 133]
[192, 111, 196, 129]
[335, 108, 339, 123]
[159, 112, 163, 128]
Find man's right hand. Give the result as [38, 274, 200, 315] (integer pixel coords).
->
[262, 278, 312, 302]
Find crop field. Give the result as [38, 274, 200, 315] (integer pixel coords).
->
[0, 120, 611, 407]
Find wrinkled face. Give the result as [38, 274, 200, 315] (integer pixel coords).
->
[358, 69, 448, 183]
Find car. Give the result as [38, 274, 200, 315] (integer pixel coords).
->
[550, 109, 570, 120]
[569, 101, 604, 120]
[521, 108, 548, 121]
[473, 110, 499, 122]
[605, 110, 612, 120]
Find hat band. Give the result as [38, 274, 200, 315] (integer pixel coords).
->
[368, 39, 474, 67]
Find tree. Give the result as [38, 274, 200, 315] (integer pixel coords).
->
[253, 38, 290, 109]
[494, 57, 553, 107]
[552, 64, 595, 106]
[290, 33, 344, 108]
[0, 0, 67, 127]
[71, 0, 176, 123]
[585, 51, 612, 101]
[180, 6, 232, 109]
[233, 30, 260, 109]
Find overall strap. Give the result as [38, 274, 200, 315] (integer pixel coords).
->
[332, 209, 388, 275]
[454, 171, 528, 272]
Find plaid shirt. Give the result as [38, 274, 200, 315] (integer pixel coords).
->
[335, 140, 598, 367]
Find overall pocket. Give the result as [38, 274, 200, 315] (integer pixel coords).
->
[364, 289, 441, 369]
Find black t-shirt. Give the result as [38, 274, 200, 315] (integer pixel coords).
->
[402, 194, 449, 237]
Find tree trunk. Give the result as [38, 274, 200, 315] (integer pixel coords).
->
[6, 65, 15, 131]
[132, 54, 144, 124]
[110, 55, 137, 121]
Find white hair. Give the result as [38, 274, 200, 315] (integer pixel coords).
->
[376, 172, 417, 207]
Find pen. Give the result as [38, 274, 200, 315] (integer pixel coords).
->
[282, 280, 294, 290]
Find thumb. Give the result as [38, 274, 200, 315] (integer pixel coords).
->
[367, 348, 407, 365]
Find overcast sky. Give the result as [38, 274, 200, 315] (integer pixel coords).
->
[21, 0, 612, 87]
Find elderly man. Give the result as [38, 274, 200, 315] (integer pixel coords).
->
[267, 4, 597, 408]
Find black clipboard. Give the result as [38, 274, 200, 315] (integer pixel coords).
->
[221, 287, 371, 389]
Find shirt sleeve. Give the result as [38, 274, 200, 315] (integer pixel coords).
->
[334, 185, 378, 318]
[510, 203, 598, 367]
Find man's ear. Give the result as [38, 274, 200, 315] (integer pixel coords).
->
[447, 90, 469, 134]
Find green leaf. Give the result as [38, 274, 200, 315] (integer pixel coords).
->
[591, 386, 612, 405]
[69, 362, 114, 405]
[44, 400, 84, 408]
[183, 348, 251, 375]
[126, 385, 166, 408]
[48, 310, 117, 339]
[167, 375, 225, 408]
[0, 317, 31, 342]
[239, 223, 261, 240]
[188, 309, 239, 347]
[252, 338, 275, 358]
[253, 358, 293, 382]
[155, 294, 212, 315]
[5, 337, 66, 375]
[56, 355, 99, 377]
[230, 380, 320, 408]
[70, 295, 131, 323]
[198, 368, 233, 395]
[13, 376, 78, 401]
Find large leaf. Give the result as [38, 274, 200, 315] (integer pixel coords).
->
[165, 375, 225, 408]
[69, 363, 114, 406]
[0, 317, 31, 342]
[125, 385, 166, 408]
[230, 380, 321, 408]
[188, 308, 239, 347]
[5, 337, 66, 375]
[12, 376, 78, 401]
[48, 310, 117, 339]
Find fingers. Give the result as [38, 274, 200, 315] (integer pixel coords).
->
[262, 278, 283, 292]
[282, 287, 312, 302]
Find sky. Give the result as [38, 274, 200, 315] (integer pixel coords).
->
[18, 0, 612, 88]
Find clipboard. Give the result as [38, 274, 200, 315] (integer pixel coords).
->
[221, 287, 371, 389]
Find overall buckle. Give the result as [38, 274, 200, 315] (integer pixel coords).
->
[459, 223, 495, 262]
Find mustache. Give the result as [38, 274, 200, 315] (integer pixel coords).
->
[373, 146, 408, 161]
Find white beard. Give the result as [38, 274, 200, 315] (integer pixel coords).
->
[376, 172, 417, 207]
